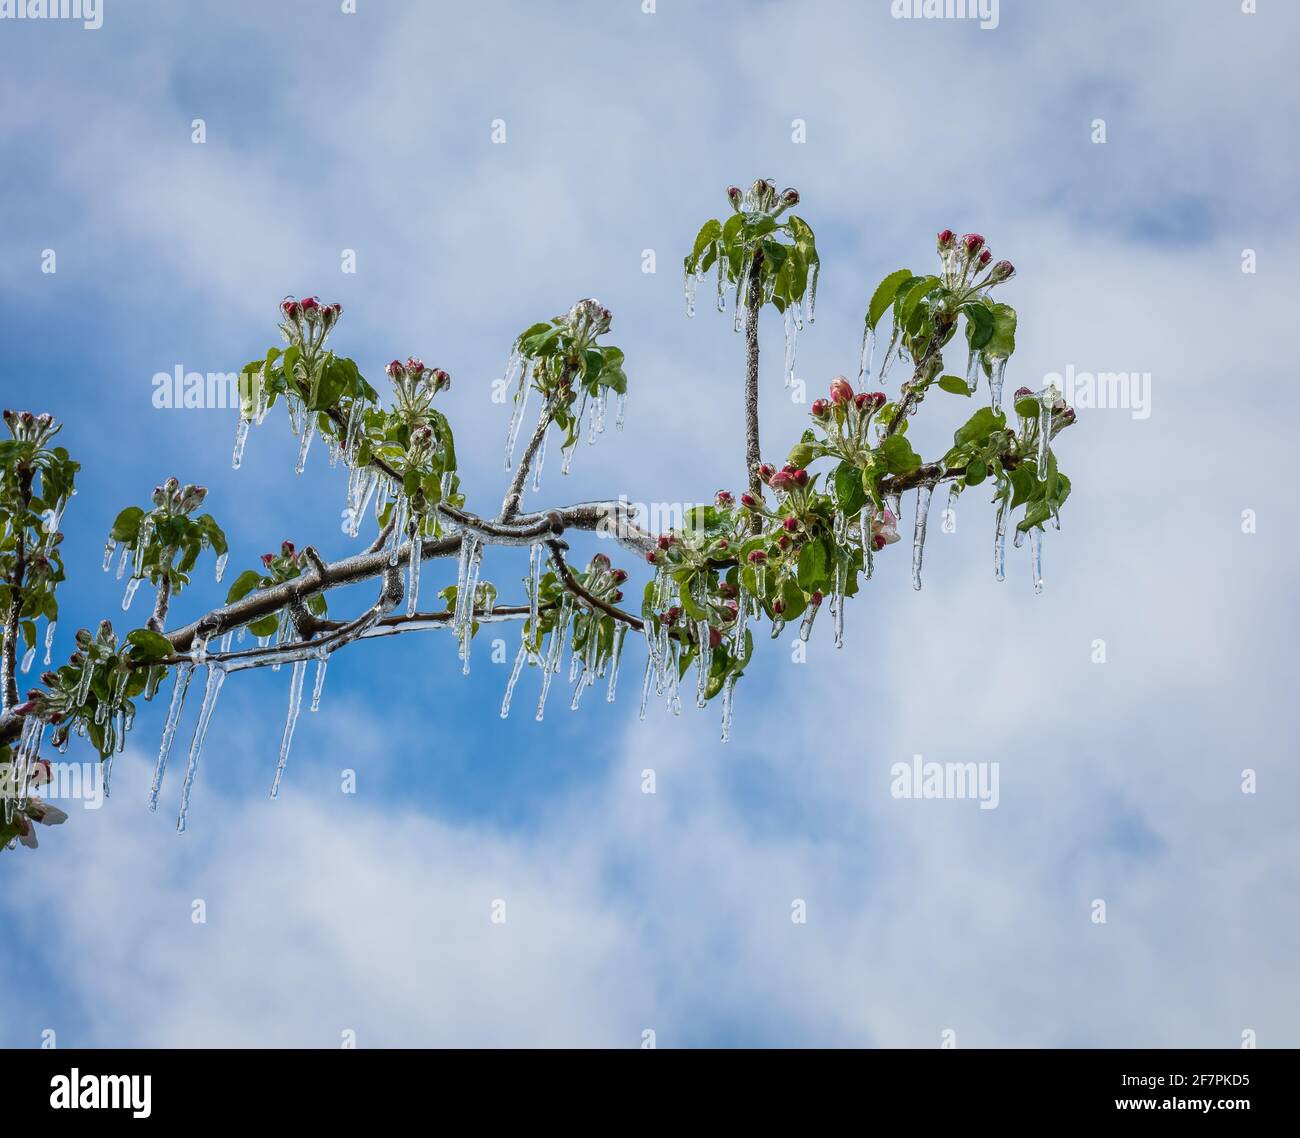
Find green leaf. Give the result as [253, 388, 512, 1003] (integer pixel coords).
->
[797, 538, 829, 591]
[866, 269, 913, 331]
[109, 506, 144, 544]
[953, 406, 1006, 448]
[225, 569, 264, 604]
[937, 375, 971, 396]
[875, 434, 922, 475]
[833, 461, 866, 516]
[899, 275, 941, 327]
[248, 614, 280, 638]
[983, 303, 1017, 359]
[962, 302, 995, 351]
[127, 628, 175, 661]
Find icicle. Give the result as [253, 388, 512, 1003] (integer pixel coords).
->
[965, 346, 981, 394]
[115, 544, 129, 580]
[606, 622, 627, 703]
[388, 495, 408, 566]
[527, 543, 542, 633]
[75, 659, 96, 706]
[269, 658, 307, 799]
[20, 646, 35, 673]
[1036, 388, 1055, 480]
[501, 640, 528, 718]
[719, 675, 737, 742]
[715, 257, 726, 312]
[732, 268, 745, 333]
[309, 650, 328, 712]
[615, 390, 627, 431]
[945, 483, 960, 532]
[231, 417, 251, 469]
[102, 538, 116, 572]
[799, 600, 818, 642]
[406, 530, 421, 615]
[858, 322, 876, 382]
[295, 414, 315, 475]
[1029, 527, 1044, 594]
[214, 551, 228, 584]
[695, 620, 711, 708]
[560, 392, 584, 476]
[43, 621, 56, 665]
[989, 357, 1007, 408]
[503, 354, 531, 471]
[807, 261, 820, 324]
[684, 265, 698, 318]
[219, 630, 233, 653]
[912, 484, 933, 591]
[861, 511, 875, 580]
[175, 664, 226, 833]
[533, 426, 549, 489]
[993, 501, 1008, 582]
[879, 319, 900, 380]
[782, 305, 799, 388]
[121, 575, 142, 611]
[832, 560, 846, 648]
[638, 630, 655, 721]
[535, 599, 570, 721]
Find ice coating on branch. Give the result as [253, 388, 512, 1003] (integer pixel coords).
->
[912, 484, 933, 591]
[1029, 527, 1044, 594]
[309, 651, 328, 713]
[858, 323, 876, 383]
[148, 663, 192, 816]
[269, 658, 307, 798]
[501, 639, 528, 719]
[991, 502, 1008, 583]
[175, 663, 226, 833]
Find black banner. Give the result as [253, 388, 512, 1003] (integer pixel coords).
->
[1, 1047, 1290, 1123]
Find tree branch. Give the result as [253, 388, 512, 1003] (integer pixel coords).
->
[500, 399, 553, 522]
[547, 540, 644, 633]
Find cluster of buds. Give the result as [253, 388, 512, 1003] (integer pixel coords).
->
[1013, 386, 1076, 438]
[2, 409, 58, 447]
[812, 375, 887, 436]
[555, 298, 613, 345]
[761, 462, 810, 495]
[259, 539, 305, 580]
[151, 476, 207, 517]
[727, 178, 800, 217]
[936, 230, 1015, 293]
[279, 296, 342, 346]
[386, 357, 451, 420]
[582, 552, 628, 605]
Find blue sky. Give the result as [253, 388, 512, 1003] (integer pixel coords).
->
[1, 0, 1298, 1047]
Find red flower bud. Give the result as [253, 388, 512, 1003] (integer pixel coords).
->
[280, 298, 301, 319]
[829, 376, 854, 404]
[937, 229, 955, 249]
[740, 493, 757, 509]
[726, 186, 743, 210]
[716, 539, 729, 551]
[748, 550, 767, 564]
[777, 534, 790, 550]
[611, 590, 624, 603]
[386, 360, 403, 378]
[783, 516, 798, 532]
[757, 462, 776, 481]
[810, 590, 823, 605]
[989, 260, 1015, 284]
[873, 534, 887, 551]
[300, 295, 320, 312]
[768, 471, 794, 492]
[962, 233, 985, 256]
[1013, 386, 1034, 398]
[656, 534, 674, 550]
[261, 553, 275, 567]
[715, 490, 734, 506]
[772, 598, 785, 615]
[708, 627, 723, 648]
[281, 540, 295, 555]
[646, 551, 657, 564]
[811, 398, 829, 418]
[611, 569, 628, 584]
[792, 469, 808, 486]
[405, 357, 424, 375]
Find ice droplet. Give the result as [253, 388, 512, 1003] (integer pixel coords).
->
[269, 658, 307, 799]
[912, 484, 933, 591]
[175, 664, 226, 833]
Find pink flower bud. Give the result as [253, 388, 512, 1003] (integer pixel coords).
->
[715, 490, 734, 506]
[757, 463, 776, 481]
[978, 248, 992, 266]
[300, 296, 320, 312]
[386, 360, 403, 378]
[937, 229, 956, 250]
[1013, 386, 1033, 398]
[768, 471, 794, 493]
[792, 469, 808, 487]
[708, 627, 723, 648]
[740, 493, 757, 508]
[405, 357, 424, 375]
[810, 590, 823, 606]
[748, 550, 767, 564]
[989, 260, 1015, 284]
[829, 376, 854, 405]
[281, 298, 301, 319]
[962, 233, 985, 257]
[811, 398, 829, 418]
[783, 516, 798, 532]
[645, 551, 657, 564]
